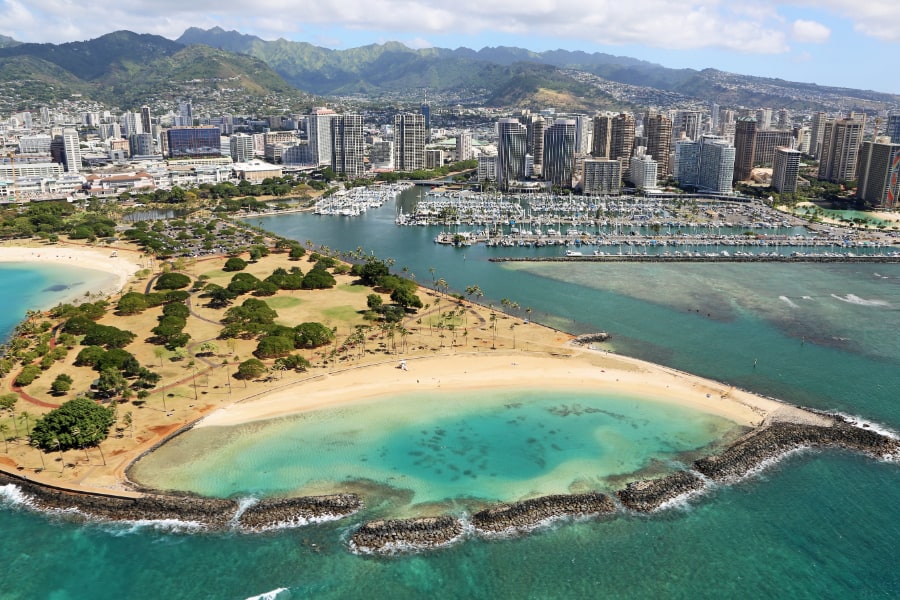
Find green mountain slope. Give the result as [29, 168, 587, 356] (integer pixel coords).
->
[0, 31, 305, 110]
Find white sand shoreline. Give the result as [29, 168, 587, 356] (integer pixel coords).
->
[0, 244, 142, 307]
[196, 350, 827, 431]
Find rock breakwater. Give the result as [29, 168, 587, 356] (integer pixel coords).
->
[570, 333, 611, 346]
[693, 419, 898, 481]
[472, 492, 615, 534]
[0, 471, 362, 530]
[349, 516, 464, 554]
[238, 494, 361, 530]
[617, 471, 705, 512]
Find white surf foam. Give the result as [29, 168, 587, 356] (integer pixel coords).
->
[830, 293, 890, 307]
[104, 518, 207, 535]
[0, 483, 33, 508]
[244, 588, 291, 600]
[828, 412, 899, 441]
[242, 511, 352, 533]
[778, 296, 799, 308]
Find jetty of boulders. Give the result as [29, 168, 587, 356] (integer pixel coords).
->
[2, 413, 896, 554]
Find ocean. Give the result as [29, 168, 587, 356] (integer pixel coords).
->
[1, 191, 898, 599]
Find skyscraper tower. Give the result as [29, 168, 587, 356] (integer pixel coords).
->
[886, 113, 900, 145]
[732, 117, 757, 183]
[857, 140, 900, 209]
[308, 107, 336, 167]
[393, 113, 426, 172]
[456, 131, 473, 162]
[592, 115, 612, 158]
[542, 119, 576, 188]
[61, 128, 81, 173]
[530, 116, 545, 171]
[809, 112, 827, 158]
[496, 118, 527, 191]
[609, 113, 635, 178]
[331, 113, 365, 178]
[645, 112, 673, 178]
[818, 118, 864, 183]
[140, 106, 152, 137]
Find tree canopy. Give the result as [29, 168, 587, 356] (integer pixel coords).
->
[30, 397, 115, 451]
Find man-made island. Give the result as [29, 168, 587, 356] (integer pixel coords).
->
[0, 237, 896, 555]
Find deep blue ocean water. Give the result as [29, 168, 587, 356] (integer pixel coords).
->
[2, 195, 899, 599]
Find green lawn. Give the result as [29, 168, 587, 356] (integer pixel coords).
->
[264, 296, 303, 309]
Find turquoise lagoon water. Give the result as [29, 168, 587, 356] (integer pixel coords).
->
[2, 195, 900, 599]
[129, 388, 738, 510]
[0, 263, 118, 341]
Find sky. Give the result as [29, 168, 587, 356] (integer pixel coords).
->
[1, 0, 899, 95]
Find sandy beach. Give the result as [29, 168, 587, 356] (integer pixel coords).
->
[197, 349, 826, 431]
[0, 243, 142, 303]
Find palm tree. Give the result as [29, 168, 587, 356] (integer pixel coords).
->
[124, 412, 134, 439]
[19, 410, 32, 437]
[435, 278, 449, 297]
[0, 423, 9, 453]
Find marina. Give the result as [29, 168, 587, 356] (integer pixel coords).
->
[313, 182, 413, 216]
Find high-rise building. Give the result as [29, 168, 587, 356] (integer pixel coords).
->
[61, 128, 81, 173]
[308, 108, 336, 167]
[496, 118, 527, 190]
[699, 135, 736, 194]
[393, 113, 426, 172]
[856, 141, 900, 209]
[756, 108, 773, 130]
[674, 110, 702, 141]
[530, 115, 545, 170]
[18, 134, 52, 154]
[710, 103, 720, 134]
[776, 108, 790, 130]
[772, 147, 802, 194]
[809, 112, 827, 158]
[121, 112, 142, 137]
[732, 117, 757, 183]
[477, 154, 497, 182]
[178, 101, 193, 127]
[754, 130, 795, 167]
[795, 127, 812, 154]
[674, 140, 701, 187]
[610, 113, 636, 178]
[592, 115, 612, 158]
[425, 149, 444, 170]
[645, 112, 673, 178]
[542, 119, 576, 188]
[230, 133, 255, 163]
[140, 106, 152, 136]
[166, 126, 222, 159]
[128, 133, 154, 157]
[331, 113, 365, 178]
[629, 147, 658, 190]
[582, 159, 621, 195]
[369, 141, 394, 170]
[456, 131, 473, 162]
[818, 118, 864, 183]
[574, 115, 591, 155]
[886, 113, 900, 145]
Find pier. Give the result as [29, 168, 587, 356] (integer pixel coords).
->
[489, 254, 900, 263]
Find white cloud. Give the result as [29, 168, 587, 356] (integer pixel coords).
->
[780, 0, 900, 42]
[0, 0, 894, 52]
[791, 19, 831, 43]
[0, 0, 792, 54]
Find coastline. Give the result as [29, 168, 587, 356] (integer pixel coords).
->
[0, 243, 143, 307]
[0, 238, 897, 556]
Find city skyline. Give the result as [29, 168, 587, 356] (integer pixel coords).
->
[1, 1, 898, 95]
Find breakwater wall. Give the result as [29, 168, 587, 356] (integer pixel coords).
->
[617, 471, 705, 512]
[239, 495, 361, 530]
[348, 416, 897, 554]
[693, 418, 896, 481]
[0, 471, 361, 529]
[349, 516, 464, 554]
[472, 492, 615, 533]
[490, 255, 900, 264]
